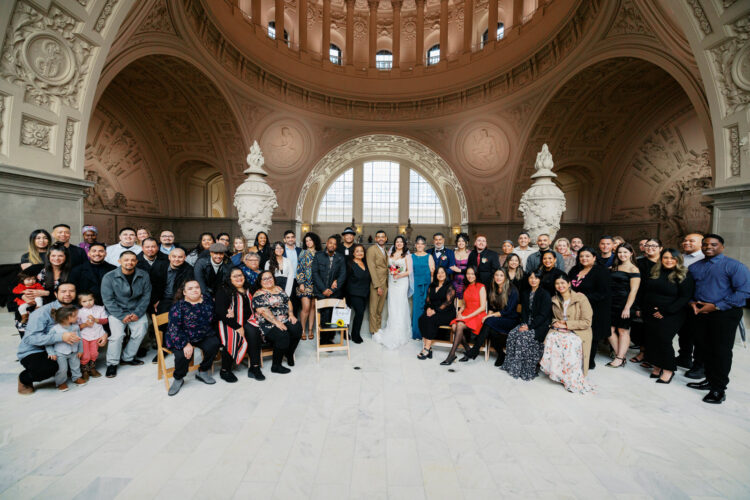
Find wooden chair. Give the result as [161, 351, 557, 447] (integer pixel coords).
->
[315, 298, 350, 362]
[433, 299, 489, 360]
[152, 312, 216, 392]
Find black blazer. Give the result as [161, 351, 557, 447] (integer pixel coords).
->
[520, 287, 552, 342]
[136, 252, 167, 274]
[312, 251, 347, 299]
[467, 249, 500, 288]
[347, 261, 371, 298]
[150, 261, 194, 311]
[68, 260, 116, 304]
[568, 263, 613, 340]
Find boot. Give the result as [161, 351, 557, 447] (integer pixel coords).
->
[20, 312, 29, 324]
[81, 362, 90, 382]
[88, 361, 102, 378]
[271, 350, 290, 374]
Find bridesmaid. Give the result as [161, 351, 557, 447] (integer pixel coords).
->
[295, 232, 321, 340]
[411, 236, 436, 340]
[451, 232, 470, 298]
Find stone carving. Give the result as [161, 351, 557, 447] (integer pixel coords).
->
[63, 118, 75, 168]
[261, 123, 305, 170]
[458, 123, 510, 176]
[20, 116, 51, 150]
[0, 2, 93, 109]
[136, 0, 177, 35]
[685, 0, 712, 36]
[0, 95, 5, 149]
[710, 18, 750, 116]
[607, 0, 651, 37]
[729, 124, 740, 176]
[649, 152, 712, 246]
[94, 0, 119, 33]
[518, 144, 566, 241]
[84, 169, 129, 212]
[353, 17, 368, 40]
[234, 141, 279, 242]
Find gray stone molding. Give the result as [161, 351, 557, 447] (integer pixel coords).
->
[0, 162, 93, 200]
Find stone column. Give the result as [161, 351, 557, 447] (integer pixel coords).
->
[274, 0, 284, 41]
[463, 0, 473, 53]
[368, 0, 378, 68]
[415, 0, 425, 65]
[512, 0, 523, 26]
[251, 0, 261, 26]
[391, 0, 402, 69]
[299, 0, 308, 51]
[345, 0, 355, 65]
[322, 0, 331, 59]
[440, 0, 448, 60]
[487, 0, 498, 46]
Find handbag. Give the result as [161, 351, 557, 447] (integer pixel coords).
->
[330, 301, 352, 327]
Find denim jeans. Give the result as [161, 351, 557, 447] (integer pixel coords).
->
[55, 352, 82, 386]
[106, 315, 148, 366]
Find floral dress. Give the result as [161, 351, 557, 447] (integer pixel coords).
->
[539, 301, 594, 394]
[165, 299, 215, 350]
[252, 289, 291, 334]
[295, 249, 315, 298]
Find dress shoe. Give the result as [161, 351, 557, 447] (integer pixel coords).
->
[440, 355, 456, 366]
[655, 372, 674, 384]
[220, 369, 238, 383]
[196, 370, 216, 384]
[686, 379, 711, 390]
[74, 378, 87, 386]
[650, 371, 662, 379]
[57, 383, 69, 392]
[459, 355, 471, 362]
[702, 390, 725, 404]
[18, 379, 34, 395]
[136, 347, 148, 358]
[248, 366, 266, 380]
[685, 366, 705, 380]
[675, 356, 693, 369]
[168, 378, 184, 396]
[271, 364, 291, 374]
[106, 365, 118, 378]
[286, 356, 295, 367]
[351, 335, 363, 344]
[121, 359, 144, 366]
[494, 356, 505, 367]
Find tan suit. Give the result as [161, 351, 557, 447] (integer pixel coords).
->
[366, 244, 389, 333]
[551, 291, 593, 375]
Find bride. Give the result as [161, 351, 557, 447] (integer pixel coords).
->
[373, 235, 412, 350]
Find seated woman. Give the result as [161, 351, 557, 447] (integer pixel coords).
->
[502, 272, 552, 380]
[440, 267, 486, 365]
[417, 267, 456, 359]
[540, 275, 594, 394]
[215, 268, 266, 383]
[462, 269, 519, 365]
[238, 252, 261, 287]
[252, 271, 302, 374]
[538, 250, 566, 296]
[165, 280, 221, 396]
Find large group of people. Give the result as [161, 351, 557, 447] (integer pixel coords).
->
[8, 223, 749, 403]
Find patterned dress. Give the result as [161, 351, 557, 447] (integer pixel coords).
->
[452, 256, 469, 298]
[295, 249, 316, 298]
[166, 299, 215, 350]
[252, 289, 290, 334]
[540, 328, 594, 394]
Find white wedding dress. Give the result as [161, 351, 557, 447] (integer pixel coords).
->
[373, 256, 412, 350]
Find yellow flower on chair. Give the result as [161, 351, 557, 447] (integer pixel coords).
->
[336, 319, 346, 327]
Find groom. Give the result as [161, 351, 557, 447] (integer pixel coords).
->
[366, 230, 389, 334]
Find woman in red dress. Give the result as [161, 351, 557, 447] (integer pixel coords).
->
[441, 267, 487, 365]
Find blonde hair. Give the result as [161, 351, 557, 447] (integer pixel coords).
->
[554, 237, 571, 254]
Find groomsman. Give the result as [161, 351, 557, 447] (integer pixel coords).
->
[427, 232, 454, 278]
[366, 231, 389, 333]
[467, 235, 500, 289]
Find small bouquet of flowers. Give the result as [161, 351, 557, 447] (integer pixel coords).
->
[389, 262, 405, 277]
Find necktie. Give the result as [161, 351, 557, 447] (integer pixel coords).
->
[477, 252, 481, 266]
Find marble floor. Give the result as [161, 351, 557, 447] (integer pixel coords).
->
[1, 312, 750, 500]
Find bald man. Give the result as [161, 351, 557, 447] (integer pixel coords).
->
[678, 233, 704, 373]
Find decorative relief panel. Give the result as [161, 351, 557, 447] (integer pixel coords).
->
[728, 124, 740, 177]
[20, 115, 52, 151]
[0, 1, 94, 109]
[63, 118, 76, 168]
[710, 18, 750, 116]
[260, 120, 309, 172]
[135, 0, 177, 35]
[606, 0, 653, 37]
[685, 0, 712, 36]
[94, 0, 119, 33]
[456, 122, 510, 177]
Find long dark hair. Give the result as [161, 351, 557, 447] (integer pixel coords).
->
[27, 229, 51, 265]
[553, 273, 572, 299]
[650, 248, 688, 283]
[538, 250, 557, 271]
[463, 266, 478, 289]
[43, 242, 72, 290]
[488, 269, 513, 310]
[303, 232, 322, 252]
[254, 231, 269, 250]
[503, 253, 524, 283]
[575, 246, 598, 267]
[267, 241, 285, 276]
[190, 232, 214, 256]
[612, 242, 637, 270]
[429, 266, 451, 293]
[221, 267, 249, 296]
[455, 232, 470, 250]
[347, 244, 367, 273]
[390, 235, 408, 258]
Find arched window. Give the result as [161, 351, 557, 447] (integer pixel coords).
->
[427, 44, 440, 65]
[409, 170, 444, 224]
[329, 44, 342, 65]
[481, 22, 505, 48]
[376, 50, 393, 70]
[317, 169, 353, 222]
[267, 21, 289, 44]
[363, 161, 399, 222]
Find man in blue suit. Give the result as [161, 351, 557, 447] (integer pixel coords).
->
[427, 232, 455, 278]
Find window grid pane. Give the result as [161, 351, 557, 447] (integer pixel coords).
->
[409, 170, 444, 224]
[317, 169, 353, 222]
[363, 161, 399, 223]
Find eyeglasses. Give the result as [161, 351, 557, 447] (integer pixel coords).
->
[261, 277, 274, 282]
[644, 244, 659, 248]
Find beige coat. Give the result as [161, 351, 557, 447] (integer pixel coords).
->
[366, 244, 389, 289]
[551, 291, 593, 375]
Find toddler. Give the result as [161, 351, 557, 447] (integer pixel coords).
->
[77, 292, 108, 379]
[12, 271, 45, 323]
[45, 305, 86, 392]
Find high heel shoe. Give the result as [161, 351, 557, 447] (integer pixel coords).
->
[656, 372, 674, 384]
[417, 349, 433, 360]
[606, 356, 627, 368]
[649, 370, 662, 379]
[440, 355, 457, 366]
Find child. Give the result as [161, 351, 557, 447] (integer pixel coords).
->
[46, 306, 86, 392]
[12, 271, 45, 324]
[77, 292, 108, 380]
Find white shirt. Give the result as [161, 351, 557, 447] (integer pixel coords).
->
[513, 247, 535, 268]
[105, 243, 142, 266]
[285, 245, 298, 275]
[265, 257, 294, 296]
[683, 250, 704, 268]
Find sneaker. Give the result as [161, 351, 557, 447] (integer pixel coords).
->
[168, 378, 184, 396]
[195, 370, 216, 384]
[57, 383, 69, 392]
[220, 369, 238, 383]
[248, 366, 266, 381]
[74, 378, 87, 387]
[18, 379, 34, 395]
[106, 365, 118, 378]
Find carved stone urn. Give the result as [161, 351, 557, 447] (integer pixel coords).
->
[234, 141, 278, 242]
[518, 144, 566, 241]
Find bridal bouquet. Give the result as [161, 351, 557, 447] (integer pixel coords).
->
[389, 263, 404, 277]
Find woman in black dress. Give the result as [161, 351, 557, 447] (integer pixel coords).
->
[503, 253, 526, 294]
[538, 250, 565, 296]
[501, 272, 552, 380]
[642, 249, 694, 383]
[347, 244, 371, 344]
[606, 243, 640, 368]
[417, 267, 456, 359]
[568, 246, 612, 370]
[630, 238, 663, 364]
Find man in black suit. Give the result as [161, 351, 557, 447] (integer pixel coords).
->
[68, 243, 115, 304]
[467, 234, 500, 289]
[150, 247, 194, 315]
[427, 232, 455, 278]
[52, 223, 87, 268]
[136, 238, 167, 274]
[313, 236, 347, 343]
[194, 243, 232, 297]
